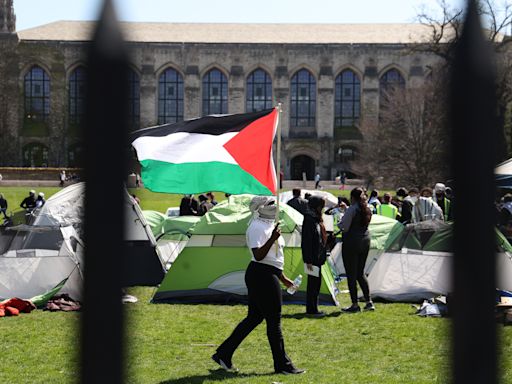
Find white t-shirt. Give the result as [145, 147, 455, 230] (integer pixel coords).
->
[246, 218, 285, 270]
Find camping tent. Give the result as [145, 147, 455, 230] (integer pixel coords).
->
[368, 220, 512, 301]
[143, 210, 197, 268]
[329, 214, 404, 276]
[150, 195, 339, 305]
[31, 182, 165, 286]
[496, 158, 512, 188]
[0, 182, 165, 302]
[0, 224, 84, 300]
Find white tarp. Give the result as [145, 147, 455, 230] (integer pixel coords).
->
[497, 252, 512, 292]
[368, 249, 452, 302]
[368, 249, 512, 302]
[279, 189, 338, 208]
[495, 158, 512, 175]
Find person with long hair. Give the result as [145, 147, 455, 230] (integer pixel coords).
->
[338, 187, 375, 312]
[301, 196, 327, 317]
[212, 196, 305, 375]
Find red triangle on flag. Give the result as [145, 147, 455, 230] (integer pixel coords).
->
[223, 109, 277, 194]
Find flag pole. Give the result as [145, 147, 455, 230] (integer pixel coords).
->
[275, 103, 282, 223]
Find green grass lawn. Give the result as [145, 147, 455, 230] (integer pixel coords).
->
[1, 185, 510, 382]
[1, 286, 512, 383]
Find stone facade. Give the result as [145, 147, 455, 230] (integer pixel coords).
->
[0, 7, 441, 179]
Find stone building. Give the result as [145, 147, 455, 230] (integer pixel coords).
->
[0, 1, 441, 179]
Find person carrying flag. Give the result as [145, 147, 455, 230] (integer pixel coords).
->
[212, 196, 305, 375]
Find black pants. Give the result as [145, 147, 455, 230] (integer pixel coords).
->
[342, 235, 371, 304]
[216, 262, 293, 371]
[306, 266, 322, 314]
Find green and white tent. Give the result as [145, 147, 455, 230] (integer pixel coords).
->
[147, 195, 339, 305]
[368, 220, 512, 302]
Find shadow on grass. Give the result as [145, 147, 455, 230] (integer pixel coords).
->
[282, 311, 342, 319]
[159, 369, 275, 384]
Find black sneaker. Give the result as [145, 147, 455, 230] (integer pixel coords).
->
[276, 366, 306, 375]
[363, 301, 376, 311]
[211, 353, 238, 372]
[342, 305, 361, 313]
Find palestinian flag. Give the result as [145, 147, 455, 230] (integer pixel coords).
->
[131, 108, 278, 195]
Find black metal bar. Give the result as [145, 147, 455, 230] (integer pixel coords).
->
[450, 1, 498, 383]
[81, 0, 129, 383]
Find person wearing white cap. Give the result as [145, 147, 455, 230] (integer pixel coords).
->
[433, 183, 452, 221]
[212, 196, 305, 375]
[20, 190, 37, 211]
[35, 192, 46, 208]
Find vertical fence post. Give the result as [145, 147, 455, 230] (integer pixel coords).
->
[81, 0, 129, 383]
[450, 1, 498, 383]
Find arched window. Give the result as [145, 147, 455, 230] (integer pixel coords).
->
[290, 69, 316, 127]
[158, 68, 184, 124]
[379, 68, 405, 104]
[246, 69, 272, 112]
[68, 143, 84, 168]
[22, 143, 49, 167]
[202, 68, 228, 115]
[128, 69, 140, 128]
[24, 65, 50, 123]
[336, 146, 356, 163]
[69, 66, 87, 128]
[335, 69, 361, 128]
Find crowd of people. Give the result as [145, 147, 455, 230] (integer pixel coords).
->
[342, 183, 454, 224]
[0, 189, 47, 225]
[178, 192, 218, 216]
[287, 187, 375, 317]
[283, 182, 457, 319]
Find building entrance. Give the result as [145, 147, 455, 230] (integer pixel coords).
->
[290, 155, 315, 180]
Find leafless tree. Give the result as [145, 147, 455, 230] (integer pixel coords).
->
[415, 0, 512, 157]
[354, 78, 449, 188]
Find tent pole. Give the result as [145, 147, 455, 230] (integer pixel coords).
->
[275, 103, 282, 223]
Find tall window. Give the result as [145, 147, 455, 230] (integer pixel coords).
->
[290, 69, 316, 127]
[24, 66, 50, 123]
[23, 143, 49, 167]
[158, 68, 184, 124]
[128, 69, 140, 128]
[202, 68, 228, 115]
[246, 69, 272, 112]
[69, 66, 87, 127]
[379, 68, 405, 103]
[335, 69, 361, 128]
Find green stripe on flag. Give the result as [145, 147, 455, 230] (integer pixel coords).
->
[140, 160, 273, 195]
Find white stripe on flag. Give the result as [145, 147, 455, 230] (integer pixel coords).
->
[133, 132, 238, 164]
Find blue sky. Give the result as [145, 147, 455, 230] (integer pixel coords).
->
[15, 0, 466, 31]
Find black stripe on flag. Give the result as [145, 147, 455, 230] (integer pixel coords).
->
[130, 109, 274, 141]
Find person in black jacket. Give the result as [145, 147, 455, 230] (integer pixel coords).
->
[338, 187, 374, 312]
[287, 188, 309, 215]
[179, 194, 199, 216]
[301, 196, 327, 317]
[0, 193, 8, 220]
[20, 190, 37, 211]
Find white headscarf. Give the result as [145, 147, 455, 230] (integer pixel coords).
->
[249, 196, 276, 220]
